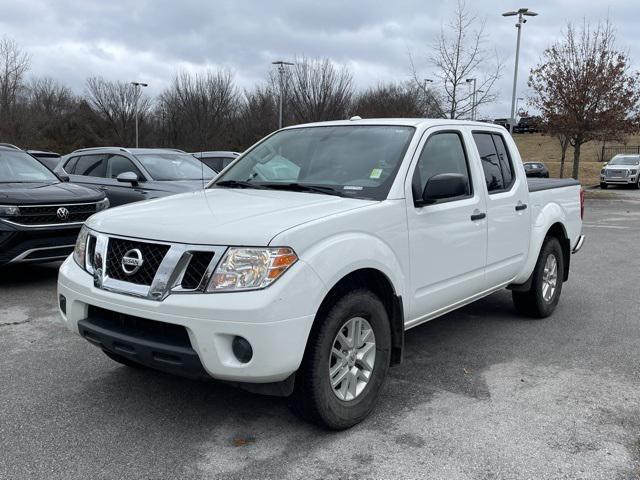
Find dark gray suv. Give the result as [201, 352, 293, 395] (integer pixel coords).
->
[56, 148, 216, 207]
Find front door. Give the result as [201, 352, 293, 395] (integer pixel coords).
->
[406, 128, 488, 325]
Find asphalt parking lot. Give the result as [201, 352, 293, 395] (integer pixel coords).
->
[1, 190, 639, 480]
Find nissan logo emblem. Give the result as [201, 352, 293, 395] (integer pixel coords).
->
[56, 207, 69, 221]
[121, 248, 144, 275]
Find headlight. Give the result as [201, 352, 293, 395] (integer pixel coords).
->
[207, 247, 298, 292]
[73, 225, 90, 269]
[600, 169, 606, 175]
[630, 169, 637, 175]
[96, 198, 110, 211]
[0, 205, 20, 217]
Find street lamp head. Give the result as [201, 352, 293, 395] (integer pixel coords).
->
[131, 82, 148, 87]
[272, 60, 294, 66]
[523, 10, 538, 16]
[502, 11, 518, 16]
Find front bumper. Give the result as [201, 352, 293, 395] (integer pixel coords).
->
[0, 223, 80, 265]
[58, 255, 325, 383]
[600, 175, 638, 184]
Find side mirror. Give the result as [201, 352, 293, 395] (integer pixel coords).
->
[116, 171, 139, 185]
[420, 173, 468, 205]
[57, 172, 70, 182]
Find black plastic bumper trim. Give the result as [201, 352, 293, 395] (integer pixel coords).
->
[78, 317, 210, 379]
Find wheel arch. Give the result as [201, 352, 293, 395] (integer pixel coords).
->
[312, 268, 404, 366]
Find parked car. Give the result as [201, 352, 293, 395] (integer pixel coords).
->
[192, 151, 240, 173]
[58, 119, 584, 429]
[600, 154, 640, 189]
[55, 147, 217, 207]
[493, 118, 510, 129]
[523, 161, 549, 178]
[513, 116, 540, 134]
[0, 146, 108, 266]
[27, 150, 62, 170]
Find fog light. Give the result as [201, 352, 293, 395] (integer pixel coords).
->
[59, 294, 67, 315]
[232, 336, 253, 363]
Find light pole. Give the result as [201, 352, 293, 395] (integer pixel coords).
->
[502, 8, 538, 133]
[466, 78, 477, 120]
[130, 82, 148, 148]
[422, 78, 433, 92]
[272, 60, 294, 129]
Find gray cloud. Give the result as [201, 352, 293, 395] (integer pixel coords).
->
[0, 0, 636, 118]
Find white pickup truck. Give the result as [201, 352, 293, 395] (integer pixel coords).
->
[58, 119, 584, 429]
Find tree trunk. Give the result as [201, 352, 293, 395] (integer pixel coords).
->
[559, 138, 568, 178]
[571, 139, 581, 180]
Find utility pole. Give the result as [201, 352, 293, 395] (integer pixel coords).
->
[272, 61, 294, 129]
[466, 78, 477, 120]
[130, 82, 148, 148]
[502, 8, 538, 133]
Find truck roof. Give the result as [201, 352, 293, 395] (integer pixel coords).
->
[284, 118, 506, 130]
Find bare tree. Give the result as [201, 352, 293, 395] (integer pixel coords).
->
[416, 0, 502, 119]
[529, 20, 640, 179]
[156, 70, 238, 150]
[351, 81, 442, 118]
[283, 57, 353, 124]
[229, 84, 278, 149]
[0, 36, 31, 140]
[85, 77, 151, 146]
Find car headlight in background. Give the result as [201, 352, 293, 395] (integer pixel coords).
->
[96, 198, 110, 211]
[73, 225, 90, 269]
[207, 247, 298, 292]
[600, 169, 606, 175]
[630, 169, 637, 175]
[0, 205, 20, 217]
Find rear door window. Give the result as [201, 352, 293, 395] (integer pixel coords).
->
[472, 132, 515, 193]
[73, 154, 108, 177]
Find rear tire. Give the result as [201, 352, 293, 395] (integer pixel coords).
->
[290, 289, 391, 430]
[512, 237, 564, 319]
[600, 183, 608, 189]
[102, 349, 148, 369]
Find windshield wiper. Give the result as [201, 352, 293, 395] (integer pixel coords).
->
[214, 180, 268, 190]
[261, 183, 347, 197]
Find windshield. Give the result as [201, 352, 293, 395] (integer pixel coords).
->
[212, 125, 415, 200]
[0, 150, 59, 183]
[135, 153, 216, 180]
[609, 156, 640, 166]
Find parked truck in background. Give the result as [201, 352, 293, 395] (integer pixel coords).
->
[58, 119, 584, 429]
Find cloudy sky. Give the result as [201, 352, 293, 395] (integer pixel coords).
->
[0, 0, 637, 118]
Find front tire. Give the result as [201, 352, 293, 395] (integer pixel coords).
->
[290, 289, 391, 430]
[600, 182, 608, 189]
[512, 237, 564, 319]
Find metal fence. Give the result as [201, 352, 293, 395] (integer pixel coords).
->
[601, 145, 640, 162]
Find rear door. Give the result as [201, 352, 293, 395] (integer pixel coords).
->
[65, 154, 109, 193]
[405, 127, 488, 323]
[472, 131, 530, 286]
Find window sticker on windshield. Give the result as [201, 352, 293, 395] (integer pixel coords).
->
[370, 168, 383, 179]
[343, 185, 363, 190]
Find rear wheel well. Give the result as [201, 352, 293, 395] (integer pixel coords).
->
[546, 222, 570, 281]
[314, 269, 404, 365]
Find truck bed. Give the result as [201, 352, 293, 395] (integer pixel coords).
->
[527, 178, 580, 192]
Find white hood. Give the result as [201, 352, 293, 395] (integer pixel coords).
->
[86, 188, 376, 246]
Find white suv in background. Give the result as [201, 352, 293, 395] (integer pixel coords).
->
[600, 154, 640, 189]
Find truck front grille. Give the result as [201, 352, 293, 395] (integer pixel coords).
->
[106, 238, 170, 286]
